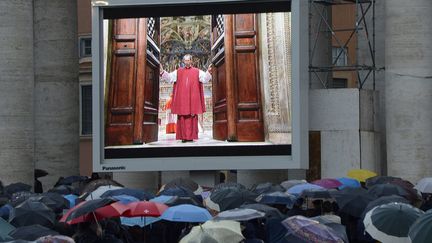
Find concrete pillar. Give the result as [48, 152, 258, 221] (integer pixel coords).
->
[385, 0, 432, 183]
[113, 172, 159, 194]
[34, 0, 80, 189]
[0, 0, 35, 186]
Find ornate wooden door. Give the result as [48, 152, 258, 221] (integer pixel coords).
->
[211, 14, 264, 142]
[106, 18, 160, 146]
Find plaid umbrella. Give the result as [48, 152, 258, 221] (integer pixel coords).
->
[363, 202, 423, 243]
[282, 216, 344, 243]
[408, 209, 432, 243]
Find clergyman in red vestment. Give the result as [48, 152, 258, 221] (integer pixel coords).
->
[159, 54, 212, 142]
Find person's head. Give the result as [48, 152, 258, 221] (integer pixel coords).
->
[183, 54, 193, 68]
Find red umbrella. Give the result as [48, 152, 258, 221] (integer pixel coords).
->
[122, 201, 168, 217]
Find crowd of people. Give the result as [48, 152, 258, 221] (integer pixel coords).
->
[0, 171, 431, 243]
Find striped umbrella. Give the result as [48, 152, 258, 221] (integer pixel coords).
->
[363, 202, 423, 243]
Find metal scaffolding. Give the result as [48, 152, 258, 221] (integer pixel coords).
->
[309, 0, 376, 89]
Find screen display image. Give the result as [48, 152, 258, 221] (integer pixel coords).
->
[92, 0, 308, 171]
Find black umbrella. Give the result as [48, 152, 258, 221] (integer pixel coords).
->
[361, 195, 409, 218]
[9, 191, 35, 207]
[205, 188, 258, 212]
[213, 182, 246, 191]
[164, 196, 202, 207]
[4, 183, 32, 197]
[300, 189, 333, 200]
[34, 169, 49, 178]
[29, 193, 69, 214]
[48, 185, 79, 195]
[164, 177, 200, 193]
[365, 176, 401, 188]
[65, 198, 116, 222]
[159, 186, 199, 201]
[55, 175, 88, 186]
[368, 183, 410, 199]
[9, 201, 56, 228]
[101, 188, 155, 200]
[331, 187, 376, 218]
[250, 182, 285, 194]
[240, 203, 284, 218]
[265, 217, 291, 243]
[9, 224, 58, 241]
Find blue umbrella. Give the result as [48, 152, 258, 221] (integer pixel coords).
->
[256, 191, 297, 208]
[101, 188, 155, 200]
[336, 177, 361, 189]
[63, 194, 78, 208]
[150, 195, 174, 204]
[160, 204, 212, 222]
[111, 195, 139, 204]
[287, 183, 324, 195]
[120, 216, 161, 227]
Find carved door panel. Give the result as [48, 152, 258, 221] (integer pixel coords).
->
[106, 18, 160, 146]
[211, 14, 264, 142]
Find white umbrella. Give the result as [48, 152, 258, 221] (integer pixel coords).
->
[84, 185, 123, 200]
[213, 208, 265, 221]
[414, 177, 432, 193]
[180, 220, 244, 243]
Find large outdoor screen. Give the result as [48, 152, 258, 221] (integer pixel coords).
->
[92, 0, 309, 172]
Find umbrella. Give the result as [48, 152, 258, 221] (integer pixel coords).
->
[368, 183, 410, 199]
[159, 186, 198, 198]
[4, 183, 32, 196]
[62, 198, 116, 223]
[336, 177, 361, 189]
[213, 208, 265, 221]
[212, 182, 246, 191]
[280, 179, 307, 190]
[365, 175, 401, 188]
[63, 194, 78, 208]
[150, 195, 175, 204]
[347, 169, 377, 182]
[29, 193, 70, 214]
[9, 224, 59, 241]
[205, 188, 258, 212]
[408, 209, 432, 243]
[256, 191, 297, 208]
[361, 195, 409, 218]
[180, 220, 244, 243]
[84, 185, 123, 200]
[287, 183, 324, 195]
[164, 177, 202, 195]
[240, 203, 284, 218]
[80, 178, 123, 195]
[60, 200, 128, 225]
[363, 202, 423, 243]
[110, 195, 139, 204]
[310, 216, 348, 243]
[56, 175, 88, 186]
[122, 201, 168, 217]
[100, 188, 155, 201]
[250, 182, 285, 194]
[165, 196, 202, 207]
[10, 191, 35, 207]
[282, 215, 344, 243]
[331, 187, 376, 218]
[120, 216, 161, 227]
[312, 179, 342, 189]
[48, 185, 79, 195]
[0, 217, 15, 241]
[160, 204, 212, 222]
[415, 177, 432, 194]
[34, 169, 49, 178]
[9, 201, 56, 228]
[300, 189, 333, 200]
